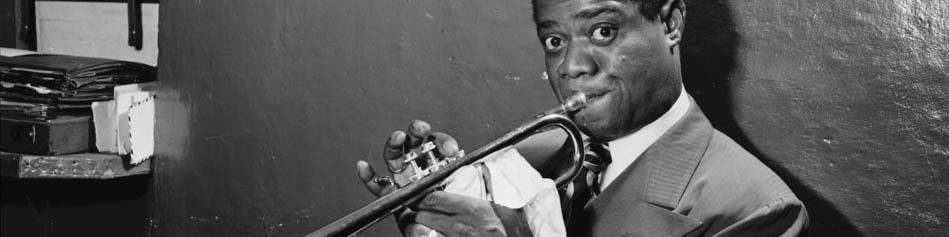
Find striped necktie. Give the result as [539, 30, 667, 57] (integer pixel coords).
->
[563, 142, 613, 230]
[583, 142, 612, 196]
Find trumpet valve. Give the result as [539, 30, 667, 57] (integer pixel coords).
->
[392, 142, 464, 188]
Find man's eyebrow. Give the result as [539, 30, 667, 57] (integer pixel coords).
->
[535, 4, 626, 31]
[536, 20, 558, 30]
[574, 5, 626, 20]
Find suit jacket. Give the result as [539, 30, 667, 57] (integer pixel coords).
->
[569, 97, 807, 236]
[517, 97, 808, 236]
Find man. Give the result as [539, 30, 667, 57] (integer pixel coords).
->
[357, 0, 809, 236]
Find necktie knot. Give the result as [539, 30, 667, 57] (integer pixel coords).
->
[562, 142, 613, 226]
[582, 142, 611, 196]
[583, 142, 612, 174]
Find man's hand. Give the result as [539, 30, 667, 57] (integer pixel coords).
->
[356, 120, 461, 197]
[356, 120, 468, 236]
[411, 191, 507, 237]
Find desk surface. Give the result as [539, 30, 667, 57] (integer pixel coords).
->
[0, 151, 150, 179]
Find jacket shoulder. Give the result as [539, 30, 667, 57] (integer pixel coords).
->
[679, 130, 805, 234]
[696, 130, 798, 200]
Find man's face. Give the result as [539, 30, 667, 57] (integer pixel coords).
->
[535, 0, 681, 142]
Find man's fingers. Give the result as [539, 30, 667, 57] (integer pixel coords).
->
[416, 191, 479, 215]
[415, 195, 506, 237]
[429, 132, 460, 157]
[403, 223, 444, 237]
[356, 160, 393, 197]
[356, 160, 383, 196]
[383, 131, 408, 171]
[414, 211, 459, 236]
[406, 120, 431, 148]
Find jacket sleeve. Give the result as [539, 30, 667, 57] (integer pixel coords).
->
[713, 197, 809, 237]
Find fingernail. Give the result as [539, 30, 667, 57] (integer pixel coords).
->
[412, 121, 430, 134]
[389, 132, 406, 145]
[424, 194, 438, 205]
[443, 140, 458, 153]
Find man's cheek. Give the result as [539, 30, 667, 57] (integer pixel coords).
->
[574, 107, 606, 129]
[547, 78, 565, 99]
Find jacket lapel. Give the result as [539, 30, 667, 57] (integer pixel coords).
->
[641, 96, 713, 209]
[581, 96, 712, 236]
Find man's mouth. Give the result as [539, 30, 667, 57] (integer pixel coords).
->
[566, 89, 610, 116]
[583, 90, 611, 104]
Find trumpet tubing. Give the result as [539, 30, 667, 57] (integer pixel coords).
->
[308, 93, 588, 237]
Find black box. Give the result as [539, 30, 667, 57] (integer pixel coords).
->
[0, 115, 91, 155]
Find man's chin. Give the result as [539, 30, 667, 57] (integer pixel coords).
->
[578, 121, 612, 142]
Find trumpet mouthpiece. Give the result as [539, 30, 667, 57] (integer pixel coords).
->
[562, 92, 587, 113]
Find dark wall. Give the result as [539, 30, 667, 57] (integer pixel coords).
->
[0, 0, 35, 50]
[680, 0, 948, 236]
[1, 176, 152, 237]
[0, 0, 15, 48]
[155, 1, 550, 236]
[155, 0, 948, 236]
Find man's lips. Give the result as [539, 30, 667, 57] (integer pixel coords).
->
[582, 89, 611, 104]
[564, 89, 610, 116]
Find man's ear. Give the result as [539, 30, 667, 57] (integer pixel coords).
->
[660, 0, 686, 48]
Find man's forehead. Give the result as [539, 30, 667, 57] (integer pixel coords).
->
[534, 0, 636, 27]
[535, 0, 631, 9]
[535, 0, 635, 18]
[537, 0, 620, 5]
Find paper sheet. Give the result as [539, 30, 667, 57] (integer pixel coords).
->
[127, 93, 155, 164]
[114, 83, 156, 155]
[90, 82, 156, 163]
[92, 100, 117, 152]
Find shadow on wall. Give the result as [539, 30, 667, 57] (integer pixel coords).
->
[679, 1, 862, 236]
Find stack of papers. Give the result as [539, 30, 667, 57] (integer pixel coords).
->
[91, 82, 156, 164]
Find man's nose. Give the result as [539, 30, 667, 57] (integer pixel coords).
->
[558, 42, 598, 80]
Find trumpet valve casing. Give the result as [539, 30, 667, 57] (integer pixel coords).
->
[392, 141, 465, 188]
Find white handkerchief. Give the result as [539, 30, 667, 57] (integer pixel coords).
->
[442, 148, 566, 236]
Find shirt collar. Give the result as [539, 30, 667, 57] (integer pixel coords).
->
[600, 87, 691, 189]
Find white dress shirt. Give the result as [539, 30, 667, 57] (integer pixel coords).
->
[600, 87, 691, 189]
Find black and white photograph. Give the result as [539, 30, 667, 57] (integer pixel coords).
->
[1, 0, 946, 236]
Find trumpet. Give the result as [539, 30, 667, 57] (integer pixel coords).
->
[308, 93, 589, 236]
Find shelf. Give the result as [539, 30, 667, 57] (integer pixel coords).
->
[0, 151, 150, 179]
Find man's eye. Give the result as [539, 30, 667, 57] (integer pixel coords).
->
[543, 36, 565, 52]
[590, 26, 617, 44]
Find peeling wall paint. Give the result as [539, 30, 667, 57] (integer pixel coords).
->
[156, 0, 948, 236]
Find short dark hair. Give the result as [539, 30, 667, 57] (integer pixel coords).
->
[531, 0, 665, 23]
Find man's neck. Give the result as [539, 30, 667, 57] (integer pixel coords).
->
[600, 86, 691, 189]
